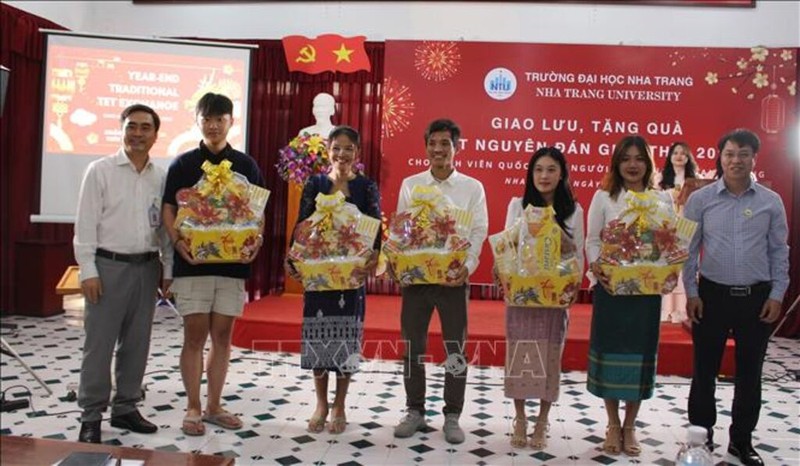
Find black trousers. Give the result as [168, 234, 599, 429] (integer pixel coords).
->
[688, 277, 772, 444]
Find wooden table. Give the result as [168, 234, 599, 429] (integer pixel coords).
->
[55, 266, 82, 295]
[0, 435, 235, 465]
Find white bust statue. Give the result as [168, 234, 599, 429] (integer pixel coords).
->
[298, 92, 335, 139]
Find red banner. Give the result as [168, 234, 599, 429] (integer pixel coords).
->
[381, 40, 797, 285]
[282, 34, 370, 74]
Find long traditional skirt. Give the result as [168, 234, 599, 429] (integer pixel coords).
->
[504, 306, 568, 402]
[587, 285, 661, 401]
[301, 287, 365, 374]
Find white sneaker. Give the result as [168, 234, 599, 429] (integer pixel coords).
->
[443, 413, 465, 444]
[394, 411, 426, 438]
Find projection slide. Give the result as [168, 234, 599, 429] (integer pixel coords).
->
[37, 32, 253, 221]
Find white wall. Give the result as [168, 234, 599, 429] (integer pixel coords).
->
[8, 0, 800, 48]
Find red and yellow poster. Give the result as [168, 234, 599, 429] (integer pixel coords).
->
[381, 40, 797, 285]
[44, 43, 249, 158]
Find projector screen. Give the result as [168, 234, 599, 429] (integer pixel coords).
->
[35, 31, 255, 223]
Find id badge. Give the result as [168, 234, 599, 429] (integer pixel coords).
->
[148, 198, 161, 228]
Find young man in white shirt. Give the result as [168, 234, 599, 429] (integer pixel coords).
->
[73, 104, 173, 443]
[392, 119, 488, 444]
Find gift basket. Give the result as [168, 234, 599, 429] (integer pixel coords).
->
[175, 160, 270, 263]
[383, 185, 472, 286]
[288, 191, 381, 291]
[490, 205, 581, 308]
[597, 190, 697, 295]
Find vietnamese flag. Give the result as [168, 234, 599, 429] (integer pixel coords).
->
[282, 34, 371, 74]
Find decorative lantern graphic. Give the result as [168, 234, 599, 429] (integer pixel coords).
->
[760, 66, 785, 134]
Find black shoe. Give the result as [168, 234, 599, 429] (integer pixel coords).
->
[78, 420, 101, 443]
[110, 410, 158, 434]
[728, 442, 764, 466]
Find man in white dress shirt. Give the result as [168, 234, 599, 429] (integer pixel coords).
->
[392, 119, 489, 444]
[73, 104, 173, 443]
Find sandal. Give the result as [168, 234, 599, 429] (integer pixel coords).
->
[327, 405, 347, 434]
[603, 424, 622, 455]
[531, 421, 549, 450]
[622, 426, 641, 456]
[181, 414, 206, 436]
[510, 417, 528, 448]
[328, 415, 347, 434]
[202, 410, 243, 430]
[307, 414, 327, 433]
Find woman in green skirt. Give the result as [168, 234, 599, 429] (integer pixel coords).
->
[584, 135, 674, 457]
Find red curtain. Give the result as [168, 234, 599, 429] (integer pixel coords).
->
[0, 4, 71, 314]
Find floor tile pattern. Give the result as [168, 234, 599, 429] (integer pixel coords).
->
[1, 300, 798, 465]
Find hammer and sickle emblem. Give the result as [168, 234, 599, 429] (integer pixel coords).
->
[296, 45, 317, 63]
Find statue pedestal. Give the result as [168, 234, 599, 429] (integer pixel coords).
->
[284, 181, 304, 294]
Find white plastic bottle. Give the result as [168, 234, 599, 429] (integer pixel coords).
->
[675, 425, 714, 466]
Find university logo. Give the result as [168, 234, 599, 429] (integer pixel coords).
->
[483, 67, 517, 101]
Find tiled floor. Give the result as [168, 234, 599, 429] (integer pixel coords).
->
[1, 298, 799, 465]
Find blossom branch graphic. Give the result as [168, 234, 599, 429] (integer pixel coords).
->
[703, 46, 796, 100]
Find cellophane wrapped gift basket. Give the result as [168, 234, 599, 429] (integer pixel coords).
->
[597, 191, 697, 295]
[383, 185, 472, 286]
[175, 160, 270, 263]
[288, 191, 381, 291]
[490, 205, 581, 308]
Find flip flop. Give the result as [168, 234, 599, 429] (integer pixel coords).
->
[181, 415, 206, 436]
[307, 414, 327, 433]
[327, 414, 347, 434]
[202, 411, 243, 430]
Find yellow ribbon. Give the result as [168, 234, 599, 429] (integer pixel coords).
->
[199, 160, 241, 197]
[409, 185, 446, 229]
[620, 191, 662, 235]
[313, 192, 346, 232]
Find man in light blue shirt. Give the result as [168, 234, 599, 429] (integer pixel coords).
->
[682, 129, 789, 466]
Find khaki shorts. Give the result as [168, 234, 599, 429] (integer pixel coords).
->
[170, 276, 246, 317]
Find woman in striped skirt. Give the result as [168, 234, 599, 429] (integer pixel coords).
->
[503, 147, 584, 450]
[584, 135, 673, 457]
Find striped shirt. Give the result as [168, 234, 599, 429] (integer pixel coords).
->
[682, 178, 790, 302]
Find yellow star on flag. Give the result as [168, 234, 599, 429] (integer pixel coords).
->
[333, 43, 354, 63]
